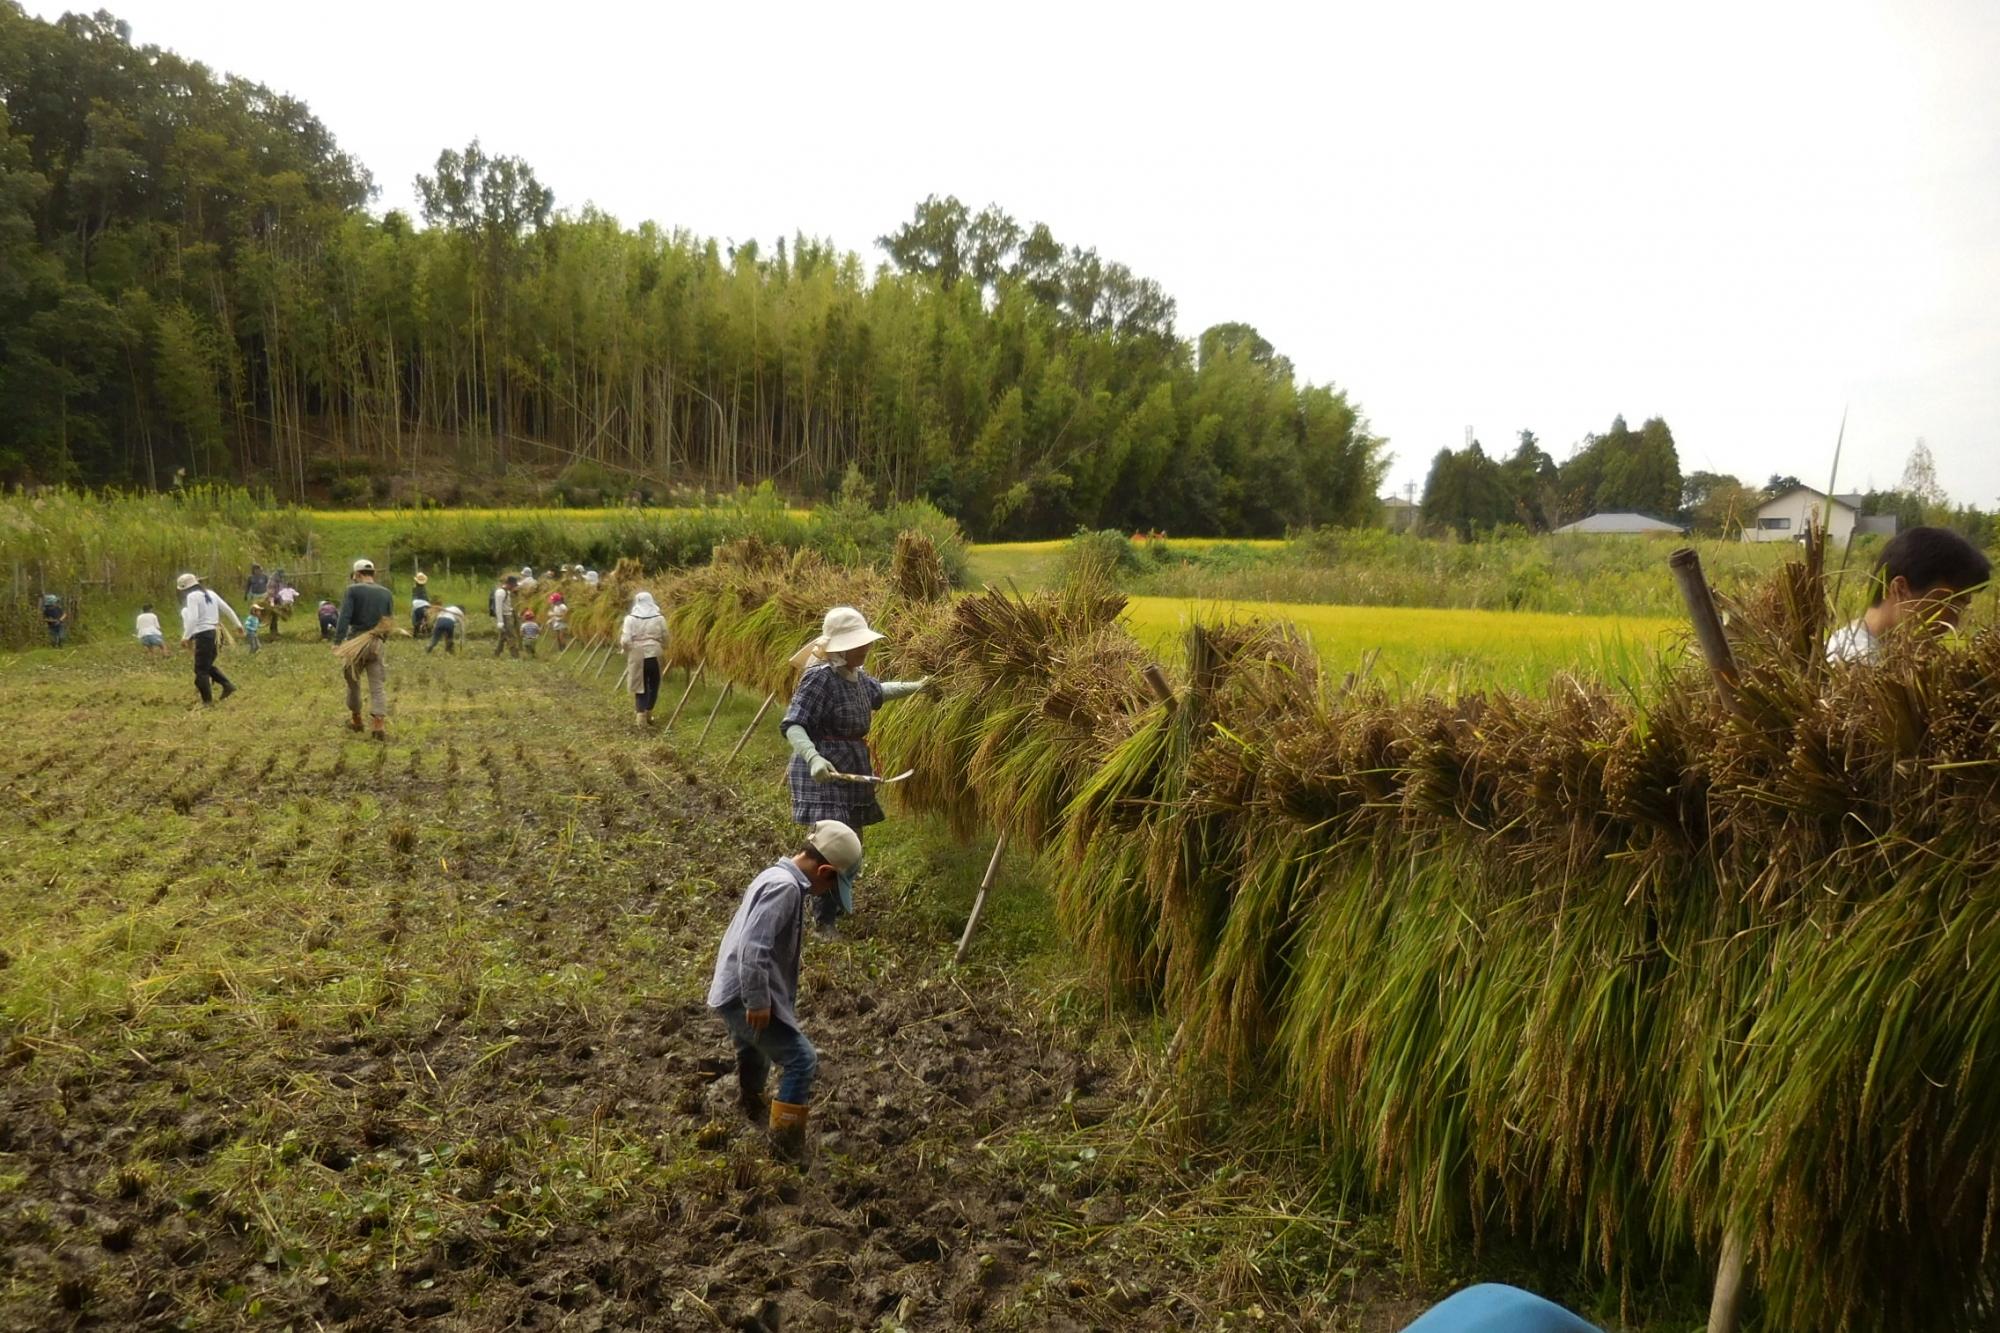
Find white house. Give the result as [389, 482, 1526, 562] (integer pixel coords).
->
[1743, 487, 1898, 543]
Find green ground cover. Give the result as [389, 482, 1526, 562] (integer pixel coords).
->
[0, 633, 1692, 1329]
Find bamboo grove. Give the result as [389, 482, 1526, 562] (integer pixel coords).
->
[551, 534, 2000, 1329]
[0, 4, 1386, 537]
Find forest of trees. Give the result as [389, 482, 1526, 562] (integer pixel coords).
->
[1420, 425, 1997, 544]
[1420, 416, 1683, 538]
[0, 4, 1387, 538]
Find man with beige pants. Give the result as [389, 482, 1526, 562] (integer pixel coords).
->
[333, 558, 395, 739]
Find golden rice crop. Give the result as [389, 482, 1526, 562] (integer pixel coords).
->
[546, 528, 2000, 1329]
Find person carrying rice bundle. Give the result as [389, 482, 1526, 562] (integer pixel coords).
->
[333, 558, 395, 740]
[619, 590, 668, 726]
[778, 606, 929, 936]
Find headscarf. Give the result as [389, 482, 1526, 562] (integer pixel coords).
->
[630, 591, 661, 618]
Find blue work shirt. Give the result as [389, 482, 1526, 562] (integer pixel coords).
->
[707, 859, 811, 1027]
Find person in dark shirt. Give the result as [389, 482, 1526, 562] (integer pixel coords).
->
[41, 594, 67, 646]
[334, 558, 395, 739]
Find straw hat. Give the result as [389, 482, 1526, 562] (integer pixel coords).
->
[175, 572, 201, 591]
[352, 558, 375, 574]
[414, 572, 428, 585]
[807, 819, 863, 872]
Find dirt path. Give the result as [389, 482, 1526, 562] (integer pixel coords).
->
[0, 640, 1425, 1331]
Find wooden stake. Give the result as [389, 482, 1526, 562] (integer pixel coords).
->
[696, 682, 733, 746]
[727, 692, 777, 763]
[665, 665, 703, 727]
[952, 833, 1010, 964]
[1141, 663, 1175, 706]
[1707, 1228, 1748, 1333]
[595, 643, 617, 680]
[1669, 548, 1744, 716]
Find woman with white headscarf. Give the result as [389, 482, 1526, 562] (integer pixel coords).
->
[619, 590, 669, 726]
[779, 605, 929, 934]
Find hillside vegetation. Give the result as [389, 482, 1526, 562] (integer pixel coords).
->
[0, 4, 1382, 538]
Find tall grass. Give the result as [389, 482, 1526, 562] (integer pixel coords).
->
[0, 487, 312, 646]
[653, 528, 2000, 1330]
[348, 490, 967, 586]
[1040, 526, 1882, 618]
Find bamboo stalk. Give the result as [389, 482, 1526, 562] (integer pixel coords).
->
[665, 664, 703, 727]
[1707, 1229, 1748, 1333]
[952, 833, 1010, 964]
[1669, 548, 1743, 716]
[726, 692, 777, 763]
[696, 682, 733, 746]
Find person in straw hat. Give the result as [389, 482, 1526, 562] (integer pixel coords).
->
[333, 558, 395, 739]
[779, 606, 929, 935]
[175, 571, 243, 706]
[410, 571, 432, 635]
[618, 590, 669, 726]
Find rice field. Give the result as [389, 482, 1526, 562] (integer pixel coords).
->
[1122, 596, 1678, 690]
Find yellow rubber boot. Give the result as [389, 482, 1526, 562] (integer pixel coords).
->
[768, 1099, 810, 1164]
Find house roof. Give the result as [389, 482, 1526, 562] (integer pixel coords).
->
[1551, 511, 1688, 535]
[1380, 495, 1416, 509]
[1759, 485, 1860, 514]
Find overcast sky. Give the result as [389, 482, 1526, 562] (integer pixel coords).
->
[35, 0, 2000, 506]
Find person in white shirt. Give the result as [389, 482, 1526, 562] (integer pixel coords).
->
[491, 575, 521, 658]
[618, 590, 669, 725]
[134, 604, 166, 657]
[426, 605, 465, 654]
[177, 572, 244, 705]
[1827, 526, 1990, 664]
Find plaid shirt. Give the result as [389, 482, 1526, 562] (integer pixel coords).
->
[781, 664, 886, 826]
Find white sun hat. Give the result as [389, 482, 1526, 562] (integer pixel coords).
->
[807, 819, 863, 872]
[822, 606, 884, 653]
[352, 558, 375, 574]
[175, 572, 201, 591]
[789, 605, 885, 671]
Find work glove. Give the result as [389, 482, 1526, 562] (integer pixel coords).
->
[810, 754, 837, 783]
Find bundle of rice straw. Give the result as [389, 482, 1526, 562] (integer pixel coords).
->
[332, 618, 408, 676]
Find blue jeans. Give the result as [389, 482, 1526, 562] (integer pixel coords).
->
[1400, 1285, 1600, 1333]
[714, 998, 817, 1104]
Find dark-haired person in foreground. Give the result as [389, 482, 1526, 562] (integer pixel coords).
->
[706, 819, 862, 1160]
[1827, 526, 1991, 664]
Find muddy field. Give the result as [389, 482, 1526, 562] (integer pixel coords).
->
[0, 637, 1428, 1331]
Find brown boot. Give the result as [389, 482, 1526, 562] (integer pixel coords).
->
[370, 715, 387, 742]
[348, 710, 364, 732]
[768, 1100, 809, 1164]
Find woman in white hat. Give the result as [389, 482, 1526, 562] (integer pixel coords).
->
[618, 590, 669, 726]
[779, 606, 928, 934]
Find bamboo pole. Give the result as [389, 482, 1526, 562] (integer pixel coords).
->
[726, 692, 777, 763]
[952, 834, 1010, 964]
[595, 643, 617, 680]
[1678, 545, 1750, 1332]
[665, 664, 703, 727]
[1707, 1230, 1749, 1333]
[1141, 663, 1175, 707]
[1670, 548, 1743, 716]
[696, 682, 733, 746]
